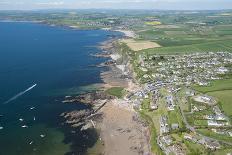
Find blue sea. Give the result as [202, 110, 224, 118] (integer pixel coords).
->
[0, 21, 121, 155]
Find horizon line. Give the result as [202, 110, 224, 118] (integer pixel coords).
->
[0, 8, 232, 11]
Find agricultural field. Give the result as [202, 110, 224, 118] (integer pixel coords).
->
[142, 40, 232, 55]
[133, 11, 232, 55]
[194, 78, 232, 93]
[120, 39, 161, 51]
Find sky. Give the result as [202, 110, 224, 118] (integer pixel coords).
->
[0, 0, 232, 10]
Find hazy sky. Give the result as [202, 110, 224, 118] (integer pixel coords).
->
[0, 0, 232, 10]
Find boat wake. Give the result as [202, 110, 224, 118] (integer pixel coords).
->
[3, 84, 37, 104]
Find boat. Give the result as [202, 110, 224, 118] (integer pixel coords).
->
[30, 107, 35, 110]
[29, 141, 33, 145]
[40, 134, 46, 138]
[19, 118, 24, 122]
[33, 117, 36, 121]
[0, 126, 3, 130]
[21, 125, 28, 128]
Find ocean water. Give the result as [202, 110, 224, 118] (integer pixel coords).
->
[0, 22, 121, 155]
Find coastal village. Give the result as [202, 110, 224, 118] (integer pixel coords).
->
[126, 51, 232, 154]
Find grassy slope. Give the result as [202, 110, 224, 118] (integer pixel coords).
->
[105, 87, 124, 98]
[139, 99, 164, 155]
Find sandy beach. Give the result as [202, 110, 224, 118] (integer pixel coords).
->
[97, 100, 151, 155]
[115, 29, 136, 38]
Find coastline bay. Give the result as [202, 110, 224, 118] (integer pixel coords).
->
[0, 21, 121, 155]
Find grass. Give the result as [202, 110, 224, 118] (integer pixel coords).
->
[197, 129, 232, 143]
[193, 78, 232, 93]
[207, 90, 232, 117]
[105, 87, 124, 98]
[142, 40, 232, 55]
[139, 98, 164, 155]
[194, 78, 232, 118]
[139, 110, 164, 155]
[167, 108, 185, 129]
[145, 21, 162, 26]
[193, 120, 208, 126]
[213, 148, 232, 155]
[184, 140, 209, 155]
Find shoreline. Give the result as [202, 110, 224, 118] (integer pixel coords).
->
[91, 32, 152, 155]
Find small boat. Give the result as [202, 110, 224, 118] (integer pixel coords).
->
[33, 117, 36, 121]
[19, 118, 24, 122]
[21, 125, 28, 128]
[29, 141, 33, 145]
[0, 126, 3, 130]
[40, 134, 46, 138]
[30, 107, 35, 110]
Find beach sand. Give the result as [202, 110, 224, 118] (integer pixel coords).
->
[97, 100, 151, 155]
[115, 30, 136, 38]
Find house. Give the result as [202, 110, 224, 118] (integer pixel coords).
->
[204, 139, 221, 150]
[186, 89, 195, 96]
[171, 123, 179, 130]
[207, 120, 226, 127]
[160, 116, 170, 135]
[161, 135, 172, 145]
[217, 67, 228, 74]
[184, 133, 193, 141]
[170, 144, 185, 155]
[194, 95, 216, 105]
[166, 95, 175, 111]
[150, 93, 159, 110]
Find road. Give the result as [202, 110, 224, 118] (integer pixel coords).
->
[177, 102, 232, 146]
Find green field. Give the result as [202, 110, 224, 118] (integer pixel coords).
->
[142, 40, 232, 55]
[207, 90, 232, 117]
[184, 140, 208, 155]
[105, 87, 124, 98]
[139, 98, 164, 155]
[194, 78, 232, 93]
[167, 108, 185, 128]
[193, 78, 232, 118]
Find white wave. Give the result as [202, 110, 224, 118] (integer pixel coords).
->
[3, 84, 37, 104]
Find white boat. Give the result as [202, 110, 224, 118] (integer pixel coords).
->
[40, 134, 46, 138]
[29, 141, 33, 145]
[19, 118, 24, 122]
[33, 117, 36, 121]
[0, 126, 3, 130]
[30, 107, 35, 110]
[21, 125, 28, 128]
